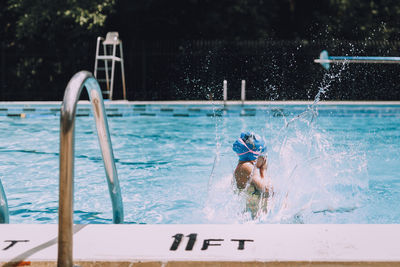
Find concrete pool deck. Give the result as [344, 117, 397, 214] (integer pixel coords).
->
[1, 224, 400, 266]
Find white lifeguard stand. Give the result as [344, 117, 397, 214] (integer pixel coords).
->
[94, 32, 127, 100]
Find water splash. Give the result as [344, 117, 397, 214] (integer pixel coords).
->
[205, 62, 368, 224]
[262, 112, 368, 223]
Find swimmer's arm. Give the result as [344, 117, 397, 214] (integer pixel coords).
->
[256, 156, 267, 178]
[250, 172, 270, 194]
[252, 156, 271, 193]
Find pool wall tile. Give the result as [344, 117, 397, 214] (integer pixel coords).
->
[160, 108, 174, 112]
[1, 102, 400, 118]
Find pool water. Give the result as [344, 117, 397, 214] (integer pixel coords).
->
[0, 103, 399, 224]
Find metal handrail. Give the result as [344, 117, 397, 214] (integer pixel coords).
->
[0, 178, 9, 224]
[58, 71, 124, 266]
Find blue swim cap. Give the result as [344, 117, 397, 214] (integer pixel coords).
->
[232, 132, 267, 161]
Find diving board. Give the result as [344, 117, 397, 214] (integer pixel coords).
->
[314, 50, 400, 70]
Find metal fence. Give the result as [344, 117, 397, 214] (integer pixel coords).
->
[1, 39, 400, 101]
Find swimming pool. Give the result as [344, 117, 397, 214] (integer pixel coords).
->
[0, 102, 399, 224]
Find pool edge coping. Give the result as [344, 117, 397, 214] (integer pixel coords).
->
[1, 224, 400, 265]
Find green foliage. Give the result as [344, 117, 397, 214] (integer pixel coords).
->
[3, 0, 116, 100]
[326, 0, 400, 40]
[8, 0, 115, 41]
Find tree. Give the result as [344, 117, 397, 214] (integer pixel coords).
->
[5, 0, 117, 100]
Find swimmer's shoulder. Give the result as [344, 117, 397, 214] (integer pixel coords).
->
[235, 161, 254, 175]
[234, 161, 255, 189]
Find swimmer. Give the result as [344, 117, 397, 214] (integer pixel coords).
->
[232, 132, 272, 216]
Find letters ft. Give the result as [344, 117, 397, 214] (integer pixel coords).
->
[170, 233, 253, 251]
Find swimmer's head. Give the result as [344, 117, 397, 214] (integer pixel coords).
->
[232, 132, 267, 162]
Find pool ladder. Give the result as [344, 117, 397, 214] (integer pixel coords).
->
[58, 71, 124, 266]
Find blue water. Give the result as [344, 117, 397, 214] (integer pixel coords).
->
[0, 104, 399, 224]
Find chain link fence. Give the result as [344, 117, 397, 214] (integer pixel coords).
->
[1, 39, 400, 101]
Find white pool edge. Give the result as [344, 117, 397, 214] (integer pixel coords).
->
[1, 224, 400, 266]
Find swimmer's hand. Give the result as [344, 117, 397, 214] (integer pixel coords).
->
[256, 155, 267, 169]
[256, 155, 268, 179]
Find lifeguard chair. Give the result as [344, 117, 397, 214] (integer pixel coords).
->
[94, 32, 127, 100]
